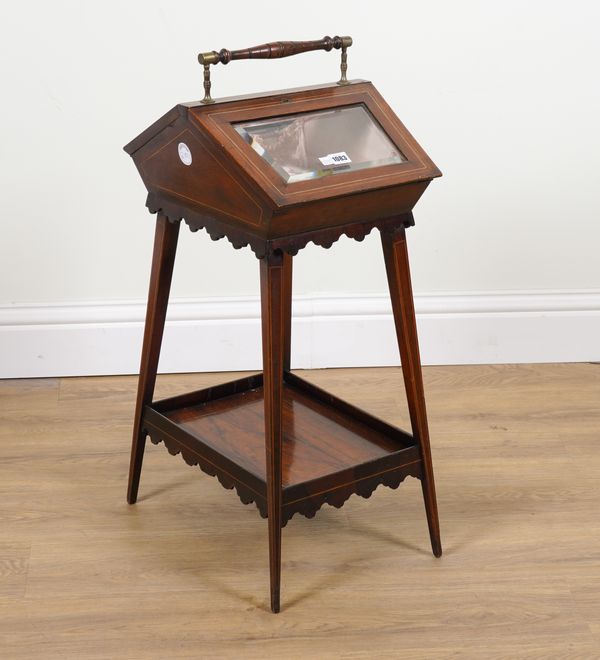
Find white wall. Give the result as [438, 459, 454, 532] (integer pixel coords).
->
[1, 1, 600, 376]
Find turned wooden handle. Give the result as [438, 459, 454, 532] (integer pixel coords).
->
[199, 35, 352, 66]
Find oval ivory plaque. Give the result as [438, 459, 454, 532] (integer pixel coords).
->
[178, 142, 192, 166]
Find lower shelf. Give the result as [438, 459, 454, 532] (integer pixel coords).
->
[143, 372, 422, 524]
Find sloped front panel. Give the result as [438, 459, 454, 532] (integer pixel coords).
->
[192, 82, 441, 208]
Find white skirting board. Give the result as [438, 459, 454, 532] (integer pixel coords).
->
[1, 290, 599, 378]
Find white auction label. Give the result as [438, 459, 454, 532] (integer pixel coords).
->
[318, 151, 352, 167]
[178, 142, 192, 166]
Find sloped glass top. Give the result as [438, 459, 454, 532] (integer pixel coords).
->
[234, 104, 405, 184]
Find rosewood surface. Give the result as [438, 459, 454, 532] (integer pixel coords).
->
[381, 226, 442, 557]
[127, 215, 179, 505]
[143, 371, 422, 525]
[125, 71, 442, 612]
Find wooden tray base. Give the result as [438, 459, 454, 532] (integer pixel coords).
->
[143, 372, 422, 526]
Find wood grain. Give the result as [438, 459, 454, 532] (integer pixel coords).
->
[1, 363, 599, 657]
[260, 252, 285, 613]
[163, 382, 413, 487]
[382, 226, 441, 557]
[127, 214, 180, 505]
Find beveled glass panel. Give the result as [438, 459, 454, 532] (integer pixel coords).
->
[234, 104, 405, 183]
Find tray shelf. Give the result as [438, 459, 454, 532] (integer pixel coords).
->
[142, 372, 422, 524]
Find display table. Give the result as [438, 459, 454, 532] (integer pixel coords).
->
[124, 36, 442, 613]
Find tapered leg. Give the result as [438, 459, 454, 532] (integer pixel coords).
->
[127, 214, 180, 504]
[260, 251, 285, 613]
[282, 253, 293, 372]
[381, 226, 442, 558]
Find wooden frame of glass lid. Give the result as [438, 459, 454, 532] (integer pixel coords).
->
[196, 83, 440, 201]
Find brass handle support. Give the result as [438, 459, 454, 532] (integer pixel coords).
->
[198, 35, 353, 104]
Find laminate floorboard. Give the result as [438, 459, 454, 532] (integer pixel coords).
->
[1, 364, 598, 658]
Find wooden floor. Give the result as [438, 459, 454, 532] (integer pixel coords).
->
[1, 364, 599, 659]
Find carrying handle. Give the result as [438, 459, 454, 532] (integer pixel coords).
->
[198, 35, 353, 104]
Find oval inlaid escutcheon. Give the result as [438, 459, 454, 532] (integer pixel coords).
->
[178, 142, 192, 166]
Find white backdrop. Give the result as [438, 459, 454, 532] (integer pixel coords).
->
[1, 1, 599, 376]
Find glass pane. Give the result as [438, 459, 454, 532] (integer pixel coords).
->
[234, 104, 405, 183]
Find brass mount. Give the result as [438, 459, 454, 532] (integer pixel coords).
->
[198, 35, 353, 104]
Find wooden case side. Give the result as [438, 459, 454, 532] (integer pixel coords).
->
[130, 109, 272, 232]
[267, 180, 429, 243]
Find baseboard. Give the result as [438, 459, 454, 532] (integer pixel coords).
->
[1, 290, 599, 378]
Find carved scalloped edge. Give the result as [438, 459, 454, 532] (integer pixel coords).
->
[146, 192, 414, 259]
[282, 463, 422, 526]
[146, 193, 266, 256]
[267, 214, 414, 258]
[148, 426, 421, 527]
[147, 431, 268, 516]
